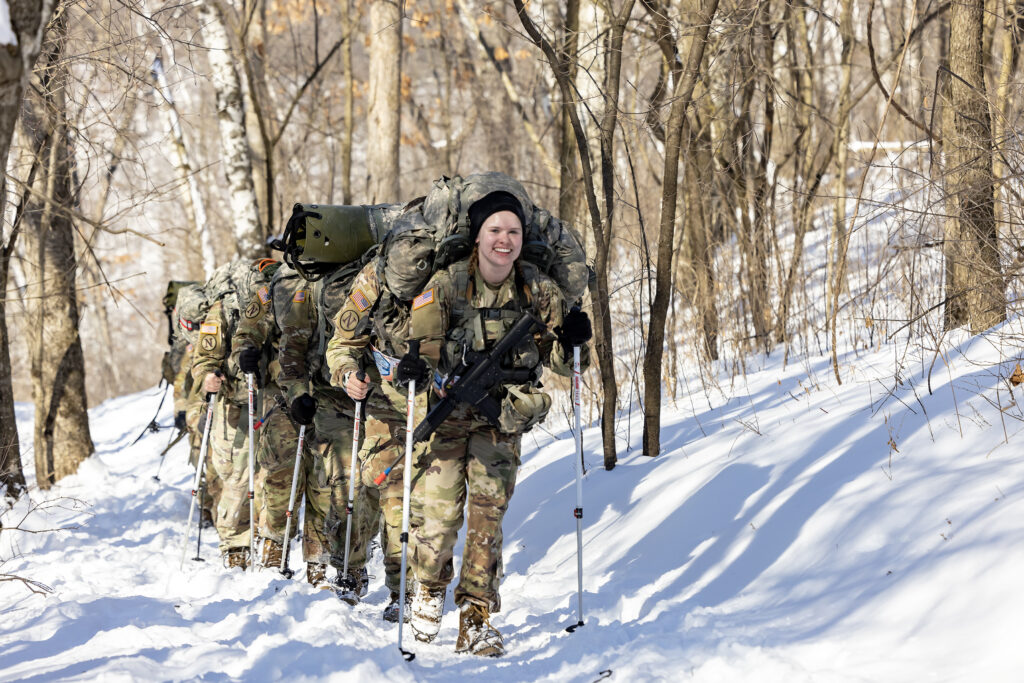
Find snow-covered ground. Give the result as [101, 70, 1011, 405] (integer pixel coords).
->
[4, 319, 1024, 682]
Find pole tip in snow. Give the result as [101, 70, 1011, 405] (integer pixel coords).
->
[565, 620, 584, 633]
[400, 648, 416, 662]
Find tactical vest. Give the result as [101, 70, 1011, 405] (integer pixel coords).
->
[440, 260, 542, 383]
[308, 257, 369, 387]
[264, 265, 304, 382]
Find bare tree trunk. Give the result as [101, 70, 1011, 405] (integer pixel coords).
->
[151, 53, 212, 278]
[945, 0, 1005, 331]
[367, 0, 402, 203]
[992, 0, 1017, 230]
[22, 10, 94, 489]
[826, 0, 855, 380]
[340, 0, 355, 203]
[558, 0, 582, 222]
[515, 0, 627, 470]
[642, 0, 720, 457]
[197, 1, 263, 259]
[0, 0, 58, 500]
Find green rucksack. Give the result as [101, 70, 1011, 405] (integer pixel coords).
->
[378, 172, 591, 305]
[275, 203, 401, 281]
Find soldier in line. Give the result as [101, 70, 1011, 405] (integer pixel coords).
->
[326, 257, 429, 621]
[190, 258, 281, 568]
[275, 259, 379, 597]
[401, 190, 592, 656]
[171, 282, 221, 526]
[229, 263, 337, 585]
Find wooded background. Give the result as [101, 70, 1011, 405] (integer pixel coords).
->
[1, 0, 1021, 497]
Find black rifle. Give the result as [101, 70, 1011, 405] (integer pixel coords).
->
[412, 311, 542, 444]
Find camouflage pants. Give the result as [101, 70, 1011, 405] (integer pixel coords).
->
[314, 401, 375, 571]
[206, 399, 253, 553]
[359, 412, 426, 594]
[254, 406, 332, 565]
[411, 421, 519, 612]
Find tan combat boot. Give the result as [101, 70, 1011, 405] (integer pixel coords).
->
[306, 562, 330, 589]
[223, 547, 249, 570]
[410, 583, 445, 643]
[455, 602, 504, 657]
[258, 537, 283, 570]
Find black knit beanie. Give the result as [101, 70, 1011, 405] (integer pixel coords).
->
[468, 191, 525, 240]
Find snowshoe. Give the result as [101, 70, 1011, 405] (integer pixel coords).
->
[455, 602, 504, 657]
[383, 590, 412, 623]
[333, 567, 369, 605]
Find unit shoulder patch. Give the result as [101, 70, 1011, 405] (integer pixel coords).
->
[244, 301, 261, 319]
[338, 309, 360, 333]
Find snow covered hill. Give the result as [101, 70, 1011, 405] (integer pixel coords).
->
[4, 320, 1024, 682]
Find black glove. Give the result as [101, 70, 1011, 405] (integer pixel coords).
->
[238, 347, 261, 375]
[290, 394, 318, 426]
[395, 352, 430, 387]
[174, 411, 187, 431]
[557, 306, 592, 349]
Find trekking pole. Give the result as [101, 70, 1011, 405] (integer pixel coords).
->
[153, 427, 187, 481]
[247, 373, 257, 573]
[279, 423, 307, 577]
[341, 372, 371, 588]
[131, 383, 170, 446]
[566, 344, 585, 633]
[193, 467, 208, 562]
[397, 342, 418, 662]
[181, 393, 216, 569]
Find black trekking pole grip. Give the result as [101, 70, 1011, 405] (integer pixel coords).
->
[355, 369, 373, 409]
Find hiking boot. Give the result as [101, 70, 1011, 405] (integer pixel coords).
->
[455, 602, 504, 657]
[383, 589, 413, 623]
[410, 583, 445, 643]
[223, 547, 249, 570]
[333, 567, 369, 605]
[258, 537, 283, 570]
[306, 562, 330, 589]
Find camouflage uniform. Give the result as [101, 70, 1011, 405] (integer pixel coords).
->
[189, 298, 259, 553]
[407, 259, 580, 612]
[230, 270, 335, 565]
[325, 260, 427, 596]
[278, 274, 377, 575]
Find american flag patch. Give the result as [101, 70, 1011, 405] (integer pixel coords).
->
[257, 286, 270, 304]
[412, 289, 435, 310]
[293, 290, 306, 303]
[200, 322, 218, 335]
[350, 289, 371, 311]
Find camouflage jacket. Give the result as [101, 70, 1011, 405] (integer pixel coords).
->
[172, 343, 195, 415]
[324, 261, 425, 418]
[278, 277, 354, 415]
[228, 268, 308, 399]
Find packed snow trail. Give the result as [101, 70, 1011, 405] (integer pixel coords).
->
[4, 324, 1024, 681]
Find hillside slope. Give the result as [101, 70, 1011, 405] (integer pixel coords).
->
[3, 321, 1024, 682]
